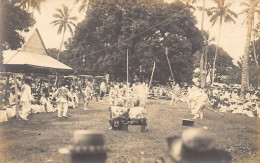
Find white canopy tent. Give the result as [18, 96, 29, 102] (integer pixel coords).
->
[4, 28, 72, 72]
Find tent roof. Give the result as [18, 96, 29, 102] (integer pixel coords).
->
[4, 51, 72, 70]
[4, 28, 72, 71]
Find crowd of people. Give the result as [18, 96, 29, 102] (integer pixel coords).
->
[0, 74, 259, 123]
[149, 82, 260, 119]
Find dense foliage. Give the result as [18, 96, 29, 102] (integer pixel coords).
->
[194, 44, 241, 85]
[63, 1, 203, 84]
[0, 0, 35, 50]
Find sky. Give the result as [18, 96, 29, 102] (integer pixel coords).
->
[23, 0, 250, 63]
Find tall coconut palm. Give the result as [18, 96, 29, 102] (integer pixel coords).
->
[50, 5, 77, 60]
[241, 0, 255, 97]
[240, 0, 260, 67]
[75, 0, 105, 12]
[178, 0, 197, 11]
[209, 0, 237, 85]
[19, 0, 46, 13]
[199, 0, 206, 88]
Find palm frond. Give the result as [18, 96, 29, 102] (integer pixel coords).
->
[57, 24, 64, 34]
[239, 8, 249, 15]
[53, 13, 63, 19]
[50, 19, 62, 25]
[197, 6, 212, 16]
[69, 16, 78, 21]
[62, 4, 69, 16]
[227, 9, 238, 18]
[67, 24, 74, 35]
[68, 21, 77, 27]
[55, 8, 64, 17]
[240, 2, 249, 7]
[212, 0, 221, 6]
[210, 13, 220, 25]
[224, 14, 236, 23]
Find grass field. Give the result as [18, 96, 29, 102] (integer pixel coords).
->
[0, 98, 259, 162]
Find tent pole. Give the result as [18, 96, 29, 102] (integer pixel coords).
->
[14, 74, 19, 118]
[48, 76, 50, 95]
[4, 75, 10, 105]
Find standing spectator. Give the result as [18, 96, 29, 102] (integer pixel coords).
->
[83, 85, 92, 110]
[20, 79, 34, 120]
[51, 82, 73, 118]
[100, 81, 106, 101]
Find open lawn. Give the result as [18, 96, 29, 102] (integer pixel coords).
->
[0, 99, 259, 162]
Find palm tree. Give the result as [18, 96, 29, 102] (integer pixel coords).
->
[240, 0, 260, 67]
[200, 0, 206, 88]
[19, 0, 46, 13]
[75, 0, 103, 12]
[241, 0, 255, 97]
[75, 0, 89, 12]
[50, 5, 77, 60]
[178, 0, 197, 11]
[209, 0, 237, 85]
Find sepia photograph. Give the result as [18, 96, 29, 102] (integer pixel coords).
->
[0, 0, 259, 162]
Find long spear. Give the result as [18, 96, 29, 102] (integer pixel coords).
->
[126, 49, 129, 107]
[165, 47, 174, 81]
[149, 62, 156, 89]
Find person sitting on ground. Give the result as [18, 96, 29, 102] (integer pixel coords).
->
[51, 82, 73, 118]
[40, 92, 55, 113]
[8, 87, 16, 109]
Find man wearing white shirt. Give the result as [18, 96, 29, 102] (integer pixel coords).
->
[20, 79, 33, 120]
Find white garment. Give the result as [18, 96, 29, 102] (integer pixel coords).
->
[9, 93, 15, 105]
[0, 110, 8, 123]
[100, 82, 106, 92]
[57, 102, 68, 117]
[20, 101, 31, 120]
[6, 107, 16, 119]
[52, 86, 73, 103]
[129, 107, 146, 119]
[40, 96, 55, 112]
[20, 84, 33, 102]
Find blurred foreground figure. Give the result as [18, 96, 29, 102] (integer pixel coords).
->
[167, 128, 232, 163]
[70, 130, 107, 163]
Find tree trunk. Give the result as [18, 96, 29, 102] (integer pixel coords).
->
[252, 21, 259, 88]
[200, 0, 206, 88]
[241, 0, 255, 97]
[57, 29, 66, 61]
[211, 19, 222, 86]
[252, 22, 259, 67]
